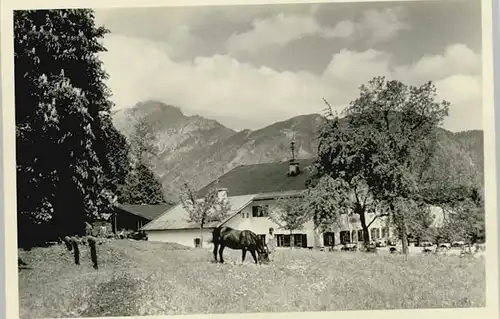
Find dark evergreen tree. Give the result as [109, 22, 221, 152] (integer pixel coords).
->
[14, 9, 130, 246]
[116, 116, 167, 205]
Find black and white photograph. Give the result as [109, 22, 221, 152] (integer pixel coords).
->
[2, 0, 498, 318]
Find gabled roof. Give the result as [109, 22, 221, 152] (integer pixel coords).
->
[197, 158, 316, 197]
[115, 203, 173, 221]
[141, 194, 257, 231]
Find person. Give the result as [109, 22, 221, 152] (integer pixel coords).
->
[265, 227, 276, 261]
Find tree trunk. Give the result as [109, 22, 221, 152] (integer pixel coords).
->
[390, 201, 408, 255]
[401, 220, 408, 255]
[358, 205, 370, 250]
[386, 208, 392, 241]
[289, 230, 294, 249]
[199, 226, 204, 248]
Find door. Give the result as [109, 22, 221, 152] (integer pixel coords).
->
[301, 234, 308, 248]
[194, 238, 201, 248]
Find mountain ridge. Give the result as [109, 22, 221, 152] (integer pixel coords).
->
[112, 100, 484, 202]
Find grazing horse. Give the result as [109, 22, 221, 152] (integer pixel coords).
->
[212, 226, 269, 264]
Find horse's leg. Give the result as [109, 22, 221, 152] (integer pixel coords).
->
[213, 243, 219, 262]
[250, 249, 258, 264]
[242, 249, 247, 263]
[219, 245, 225, 263]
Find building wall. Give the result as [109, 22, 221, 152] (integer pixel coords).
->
[145, 197, 404, 249]
[224, 198, 393, 248]
[223, 198, 317, 247]
[146, 228, 214, 248]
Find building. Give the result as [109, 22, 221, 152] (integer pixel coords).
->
[141, 151, 399, 249]
[111, 203, 174, 233]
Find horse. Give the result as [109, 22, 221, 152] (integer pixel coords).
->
[211, 226, 269, 264]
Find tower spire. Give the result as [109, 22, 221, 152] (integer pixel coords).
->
[287, 137, 300, 176]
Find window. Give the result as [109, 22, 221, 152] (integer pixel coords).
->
[194, 238, 201, 248]
[276, 234, 307, 247]
[276, 234, 290, 247]
[340, 231, 350, 244]
[323, 232, 335, 246]
[370, 228, 380, 240]
[295, 234, 307, 248]
[276, 234, 285, 247]
[252, 205, 269, 217]
[357, 230, 364, 242]
[382, 227, 389, 239]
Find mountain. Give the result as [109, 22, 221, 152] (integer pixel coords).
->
[112, 101, 484, 202]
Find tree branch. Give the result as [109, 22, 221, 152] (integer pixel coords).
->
[322, 97, 335, 119]
[367, 213, 389, 228]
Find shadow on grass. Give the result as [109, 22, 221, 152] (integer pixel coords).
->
[80, 272, 143, 317]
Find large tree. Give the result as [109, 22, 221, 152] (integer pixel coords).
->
[310, 102, 388, 249]
[312, 77, 449, 254]
[343, 77, 449, 254]
[14, 9, 130, 246]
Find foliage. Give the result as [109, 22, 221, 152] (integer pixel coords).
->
[438, 193, 485, 244]
[344, 77, 449, 202]
[14, 9, 131, 245]
[114, 114, 167, 205]
[179, 184, 231, 247]
[310, 98, 388, 248]
[269, 196, 310, 247]
[117, 164, 167, 205]
[303, 175, 348, 232]
[128, 116, 160, 169]
[392, 198, 434, 243]
[340, 76, 448, 253]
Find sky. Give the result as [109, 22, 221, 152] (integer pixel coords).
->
[93, 0, 483, 132]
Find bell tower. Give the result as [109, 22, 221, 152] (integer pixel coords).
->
[288, 139, 300, 176]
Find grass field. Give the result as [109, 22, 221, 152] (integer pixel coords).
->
[18, 239, 485, 318]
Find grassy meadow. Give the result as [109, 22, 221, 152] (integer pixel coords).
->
[18, 239, 485, 318]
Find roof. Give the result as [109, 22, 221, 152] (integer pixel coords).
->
[141, 194, 257, 231]
[115, 203, 173, 221]
[197, 158, 316, 197]
[253, 189, 307, 200]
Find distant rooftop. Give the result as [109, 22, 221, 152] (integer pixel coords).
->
[197, 158, 316, 198]
[115, 203, 174, 221]
[141, 194, 256, 231]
